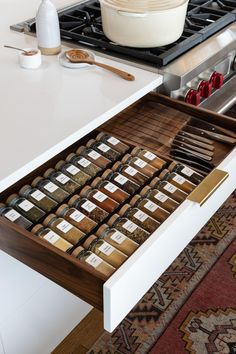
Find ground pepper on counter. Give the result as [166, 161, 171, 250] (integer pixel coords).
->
[19, 184, 57, 212]
[159, 169, 196, 194]
[96, 132, 130, 155]
[83, 235, 128, 268]
[66, 153, 101, 178]
[56, 204, 97, 234]
[102, 169, 140, 195]
[130, 195, 170, 223]
[43, 214, 85, 245]
[76, 146, 111, 169]
[6, 194, 45, 223]
[91, 177, 130, 204]
[32, 176, 69, 203]
[140, 186, 179, 213]
[131, 147, 167, 170]
[107, 214, 150, 244]
[32, 224, 73, 252]
[168, 161, 204, 185]
[55, 160, 91, 187]
[43, 168, 79, 195]
[0, 203, 33, 229]
[80, 185, 119, 213]
[112, 161, 149, 186]
[86, 139, 120, 162]
[149, 177, 188, 203]
[121, 154, 157, 178]
[72, 246, 115, 278]
[68, 195, 108, 223]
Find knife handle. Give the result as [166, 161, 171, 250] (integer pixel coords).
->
[176, 134, 214, 151]
[201, 129, 236, 145]
[172, 143, 213, 161]
[179, 130, 214, 145]
[174, 139, 214, 157]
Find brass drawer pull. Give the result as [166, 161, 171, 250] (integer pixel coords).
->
[187, 169, 229, 206]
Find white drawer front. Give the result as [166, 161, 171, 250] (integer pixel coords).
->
[103, 147, 236, 332]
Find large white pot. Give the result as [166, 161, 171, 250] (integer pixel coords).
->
[100, 0, 189, 48]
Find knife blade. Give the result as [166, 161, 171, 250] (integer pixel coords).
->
[175, 134, 214, 151]
[183, 125, 236, 145]
[171, 143, 213, 161]
[173, 139, 214, 157]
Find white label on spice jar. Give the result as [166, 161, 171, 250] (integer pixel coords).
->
[143, 151, 156, 161]
[104, 182, 118, 193]
[44, 182, 58, 193]
[154, 192, 168, 203]
[108, 137, 120, 146]
[134, 158, 147, 169]
[93, 191, 107, 202]
[114, 174, 128, 185]
[18, 200, 34, 212]
[98, 143, 110, 152]
[173, 175, 186, 185]
[56, 173, 70, 185]
[122, 220, 138, 233]
[43, 230, 60, 244]
[66, 165, 80, 176]
[134, 210, 148, 222]
[78, 157, 91, 168]
[88, 150, 101, 160]
[5, 210, 21, 222]
[81, 200, 96, 213]
[56, 220, 73, 233]
[163, 183, 177, 194]
[144, 200, 158, 212]
[110, 230, 127, 244]
[181, 166, 194, 177]
[125, 166, 137, 176]
[70, 210, 85, 223]
[31, 190, 45, 201]
[85, 254, 103, 268]
[98, 241, 115, 256]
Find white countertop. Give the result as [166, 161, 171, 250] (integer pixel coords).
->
[0, 0, 162, 193]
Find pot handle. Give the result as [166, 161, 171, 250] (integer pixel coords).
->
[117, 10, 148, 17]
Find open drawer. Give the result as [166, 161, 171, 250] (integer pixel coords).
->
[0, 93, 235, 333]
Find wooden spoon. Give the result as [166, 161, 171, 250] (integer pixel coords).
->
[65, 49, 135, 81]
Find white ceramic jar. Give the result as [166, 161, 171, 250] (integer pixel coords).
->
[18, 49, 42, 69]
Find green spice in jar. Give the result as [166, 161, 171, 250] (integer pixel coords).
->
[96, 224, 139, 256]
[159, 169, 196, 194]
[112, 161, 149, 186]
[168, 161, 204, 185]
[32, 176, 69, 203]
[121, 154, 157, 178]
[0, 203, 32, 229]
[68, 195, 108, 223]
[72, 246, 115, 278]
[91, 177, 130, 204]
[43, 214, 85, 245]
[108, 214, 150, 244]
[83, 235, 128, 268]
[102, 169, 140, 195]
[86, 139, 120, 162]
[76, 146, 111, 169]
[140, 186, 179, 213]
[130, 195, 170, 223]
[6, 194, 45, 223]
[56, 204, 97, 234]
[66, 153, 101, 177]
[19, 184, 57, 212]
[55, 160, 91, 187]
[150, 177, 188, 203]
[80, 185, 119, 214]
[32, 224, 73, 252]
[131, 147, 167, 170]
[119, 204, 160, 233]
[44, 168, 79, 195]
[96, 132, 130, 154]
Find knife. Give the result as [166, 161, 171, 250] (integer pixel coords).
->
[168, 154, 211, 174]
[183, 125, 236, 145]
[178, 130, 214, 145]
[171, 143, 213, 161]
[189, 117, 236, 139]
[170, 148, 214, 170]
[173, 139, 214, 157]
[175, 134, 214, 151]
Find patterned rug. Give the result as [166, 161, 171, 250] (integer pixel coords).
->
[88, 192, 236, 354]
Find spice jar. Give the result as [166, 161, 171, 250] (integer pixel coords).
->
[72, 246, 115, 278]
[76, 146, 111, 169]
[119, 204, 159, 233]
[131, 147, 167, 170]
[159, 169, 196, 194]
[108, 214, 150, 244]
[66, 153, 101, 177]
[91, 177, 130, 204]
[140, 186, 179, 213]
[43, 168, 79, 195]
[32, 224, 73, 252]
[43, 214, 85, 245]
[130, 195, 170, 223]
[102, 169, 140, 195]
[6, 194, 45, 223]
[121, 154, 157, 178]
[150, 177, 188, 203]
[56, 204, 97, 234]
[68, 195, 108, 223]
[112, 162, 149, 186]
[19, 184, 57, 212]
[168, 161, 204, 185]
[55, 160, 91, 187]
[83, 235, 128, 268]
[80, 186, 119, 214]
[86, 139, 120, 161]
[96, 132, 130, 154]
[32, 176, 69, 203]
[0, 203, 32, 229]
[96, 224, 138, 256]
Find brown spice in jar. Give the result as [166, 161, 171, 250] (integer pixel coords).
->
[149, 177, 188, 203]
[43, 168, 79, 195]
[6, 194, 45, 223]
[86, 139, 120, 162]
[68, 195, 108, 223]
[91, 177, 130, 204]
[19, 184, 57, 212]
[55, 160, 91, 187]
[140, 186, 179, 213]
[168, 161, 204, 185]
[121, 154, 157, 178]
[76, 146, 111, 169]
[66, 152, 101, 177]
[159, 169, 196, 194]
[32, 224, 73, 252]
[32, 176, 69, 203]
[0, 203, 32, 229]
[131, 147, 167, 170]
[96, 132, 130, 155]
[130, 195, 170, 223]
[112, 161, 149, 186]
[102, 169, 140, 195]
[80, 185, 119, 214]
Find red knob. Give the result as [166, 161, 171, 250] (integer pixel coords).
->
[198, 80, 212, 98]
[210, 72, 224, 89]
[185, 89, 201, 106]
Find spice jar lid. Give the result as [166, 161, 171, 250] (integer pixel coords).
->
[101, 169, 113, 179]
[76, 146, 86, 155]
[86, 139, 96, 148]
[131, 146, 142, 156]
[91, 177, 102, 189]
[68, 194, 80, 207]
[159, 169, 170, 180]
[31, 176, 44, 187]
[129, 195, 141, 207]
[96, 132, 106, 141]
[72, 246, 84, 258]
[56, 204, 69, 217]
[119, 204, 131, 217]
[6, 193, 19, 206]
[66, 153, 76, 162]
[31, 224, 44, 235]
[96, 224, 109, 237]
[140, 186, 151, 197]
[107, 213, 120, 227]
[83, 235, 97, 249]
[149, 177, 160, 188]
[43, 168, 55, 178]
[111, 161, 122, 172]
[168, 161, 179, 172]
[19, 184, 32, 197]
[43, 213, 57, 227]
[121, 154, 132, 164]
[0, 203, 6, 214]
[80, 185, 92, 198]
[55, 160, 66, 170]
